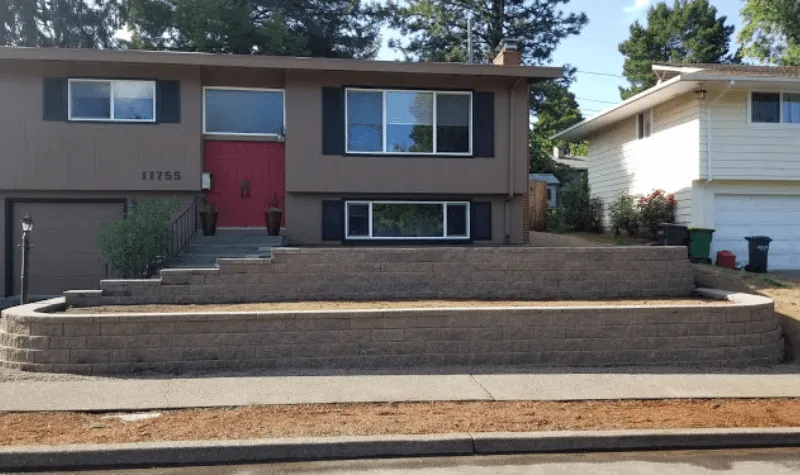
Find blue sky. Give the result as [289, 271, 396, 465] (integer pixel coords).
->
[376, 0, 744, 117]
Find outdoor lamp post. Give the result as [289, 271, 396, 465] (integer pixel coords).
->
[19, 214, 34, 305]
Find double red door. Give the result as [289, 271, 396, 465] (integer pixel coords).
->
[204, 141, 285, 227]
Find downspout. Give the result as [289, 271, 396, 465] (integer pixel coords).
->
[505, 78, 523, 243]
[706, 80, 734, 183]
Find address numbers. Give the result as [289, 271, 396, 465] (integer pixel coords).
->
[142, 171, 182, 181]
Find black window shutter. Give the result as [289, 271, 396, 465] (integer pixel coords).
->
[322, 87, 345, 155]
[322, 200, 345, 241]
[471, 201, 492, 240]
[157, 80, 181, 123]
[43, 77, 68, 121]
[472, 92, 494, 157]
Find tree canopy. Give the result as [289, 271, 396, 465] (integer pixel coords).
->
[739, 0, 800, 66]
[126, 0, 385, 58]
[618, 0, 736, 99]
[1, 0, 125, 47]
[387, 0, 588, 65]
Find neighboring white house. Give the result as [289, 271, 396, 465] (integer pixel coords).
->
[554, 63, 800, 270]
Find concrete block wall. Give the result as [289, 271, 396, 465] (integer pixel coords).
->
[0, 292, 782, 374]
[66, 247, 696, 307]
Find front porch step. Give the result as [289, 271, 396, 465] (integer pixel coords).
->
[166, 230, 286, 269]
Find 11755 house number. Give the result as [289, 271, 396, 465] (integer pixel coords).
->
[142, 171, 182, 181]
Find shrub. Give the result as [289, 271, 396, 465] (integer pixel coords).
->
[546, 208, 568, 233]
[99, 198, 180, 278]
[561, 174, 603, 232]
[610, 195, 639, 236]
[637, 189, 677, 237]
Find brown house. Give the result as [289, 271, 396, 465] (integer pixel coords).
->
[0, 44, 562, 297]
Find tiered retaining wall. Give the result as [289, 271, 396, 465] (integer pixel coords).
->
[0, 290, 783, 374]
[65, 247, 696, 307]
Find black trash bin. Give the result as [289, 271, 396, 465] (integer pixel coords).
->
[745, 236, 773, 273]
[656, 223, 689, 254]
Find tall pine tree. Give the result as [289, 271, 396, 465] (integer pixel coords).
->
[1, 0, 124, 47]
[618, 0, 735, 99]
[739, 0, 800, 66]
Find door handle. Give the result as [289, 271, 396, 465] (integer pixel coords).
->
[246, 180, 251, 198]
[240, 181, 245, 198]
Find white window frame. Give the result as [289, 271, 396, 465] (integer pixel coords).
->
[202, 86, 286, 137]
[636, 109, 653, 140]
[748, 90, 800, 127]
[68, 79, 157, 123]
[344, 200, 471, 240]
[344, 88, 473, 156]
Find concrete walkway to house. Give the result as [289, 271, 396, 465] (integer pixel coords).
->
[3, 370, 800, 412]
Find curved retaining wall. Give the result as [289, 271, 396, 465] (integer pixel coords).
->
[65, 247, 695, 307]
[0, 290, 782, 374]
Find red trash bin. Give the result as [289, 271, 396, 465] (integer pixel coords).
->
[716, 251, 736, 270]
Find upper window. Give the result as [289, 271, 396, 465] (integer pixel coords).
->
[346, 88, 472, 155]
[204, 88, 284, 136]
[69, 79, 156, 122]
[636, 110, 652, 139]
[751, 92, 800, 125]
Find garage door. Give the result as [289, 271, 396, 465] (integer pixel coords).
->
[713, 194, 800, 270]
[11, 202, 125, 296]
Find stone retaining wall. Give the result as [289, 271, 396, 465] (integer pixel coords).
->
[65, 247, 695, 307]
[0, 290, 782, 374]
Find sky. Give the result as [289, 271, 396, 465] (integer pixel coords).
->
[376, 0, 744, 118]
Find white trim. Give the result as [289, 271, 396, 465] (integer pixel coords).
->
[344, 88, 473, 156]
[68, 79, 157, 122]
[344, 200, 471, 240]
[202, 86, 286, 137]
[747, 90, 800, 127]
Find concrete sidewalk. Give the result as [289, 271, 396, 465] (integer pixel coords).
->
[3, 372, 800, 412]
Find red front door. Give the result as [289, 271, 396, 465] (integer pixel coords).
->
[204, 141, 285, 227]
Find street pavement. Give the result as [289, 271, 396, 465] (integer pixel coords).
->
[5, 371, 800, 411]
[41, 448, 800, 474]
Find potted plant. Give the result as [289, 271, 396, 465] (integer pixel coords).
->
[265, 193, 282, 236]
[199, 199, 218, 236]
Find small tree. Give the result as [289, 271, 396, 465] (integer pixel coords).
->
[561, 174, 603, 232]
[610, 195, 640, 236]
[98, 198, 180, 278]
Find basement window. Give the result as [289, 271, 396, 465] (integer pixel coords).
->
[345, 201, 470, 240]
[69, 79, 156, 122]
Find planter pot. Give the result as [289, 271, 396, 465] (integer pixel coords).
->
[199, 211, 218, 236]
[266, 209, 282, 236]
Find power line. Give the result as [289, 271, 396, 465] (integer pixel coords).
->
[575, 69, 625, 78]
[577, 96, 618, 104]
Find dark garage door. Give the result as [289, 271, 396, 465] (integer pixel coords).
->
[11, 202, 125, 296]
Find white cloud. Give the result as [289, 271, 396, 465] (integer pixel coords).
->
[623, 0, 651, 13]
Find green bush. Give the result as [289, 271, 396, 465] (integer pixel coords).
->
[637, 190, 677, 237]
[98, 198, 180, 278]
[561, 174, 603, 232]
[546, 208, 568, 233]
[609, 195, 639, 236]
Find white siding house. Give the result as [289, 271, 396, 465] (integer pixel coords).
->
[555, 63, 800, 270]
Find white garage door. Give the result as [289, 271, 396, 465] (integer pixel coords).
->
[713, 194, 800, 270]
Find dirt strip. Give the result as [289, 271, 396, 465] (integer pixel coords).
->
[3, 399, 800, 446]
[63, 298, 723, 314]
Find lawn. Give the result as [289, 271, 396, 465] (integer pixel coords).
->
[562, 232, 651, 246]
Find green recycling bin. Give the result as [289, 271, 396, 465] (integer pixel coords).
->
[688, 227, 715, 264]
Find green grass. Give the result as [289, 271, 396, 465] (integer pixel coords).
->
[761, 275, 791, 288]
[564, 232, 650, 246]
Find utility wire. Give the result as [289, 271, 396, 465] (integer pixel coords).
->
[577, 96, 618, 104]
[575, 69, 626, 78]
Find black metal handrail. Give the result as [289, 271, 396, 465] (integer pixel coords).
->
[140, 197, 201, 278]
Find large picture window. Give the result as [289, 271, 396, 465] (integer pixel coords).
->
[69, 79, 156, 122]
[751, 91, 800, 125]
[204, 87, 285, 136]
[345, 201, 470, 240]
[346, 89, 472, 155]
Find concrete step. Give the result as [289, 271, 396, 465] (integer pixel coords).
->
[182, 245, 264, 255]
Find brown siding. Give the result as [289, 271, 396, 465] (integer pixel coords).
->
[0, 62, 203, 192]
[284, 71, 530, 195]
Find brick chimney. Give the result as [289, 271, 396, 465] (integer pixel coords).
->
[493, 39, 521, 66]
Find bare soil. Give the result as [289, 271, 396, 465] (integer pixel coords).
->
[64, 298, 722, 314]
[3, 399, 800, 446]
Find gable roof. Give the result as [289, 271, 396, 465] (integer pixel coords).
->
[0, 46, 564, 81]
[554, 62, 800, 142]
[529, 173, 560, 185]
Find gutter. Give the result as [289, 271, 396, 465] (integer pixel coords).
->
[706, 80, 735, 183]
[506, 79, 523, 243]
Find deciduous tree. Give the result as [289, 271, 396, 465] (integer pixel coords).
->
[739, 0, 800, 65]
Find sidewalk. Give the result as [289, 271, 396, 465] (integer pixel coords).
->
[3, 372, 800, 412]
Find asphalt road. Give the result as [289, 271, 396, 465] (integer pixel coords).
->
[44, 448, 800, 474]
